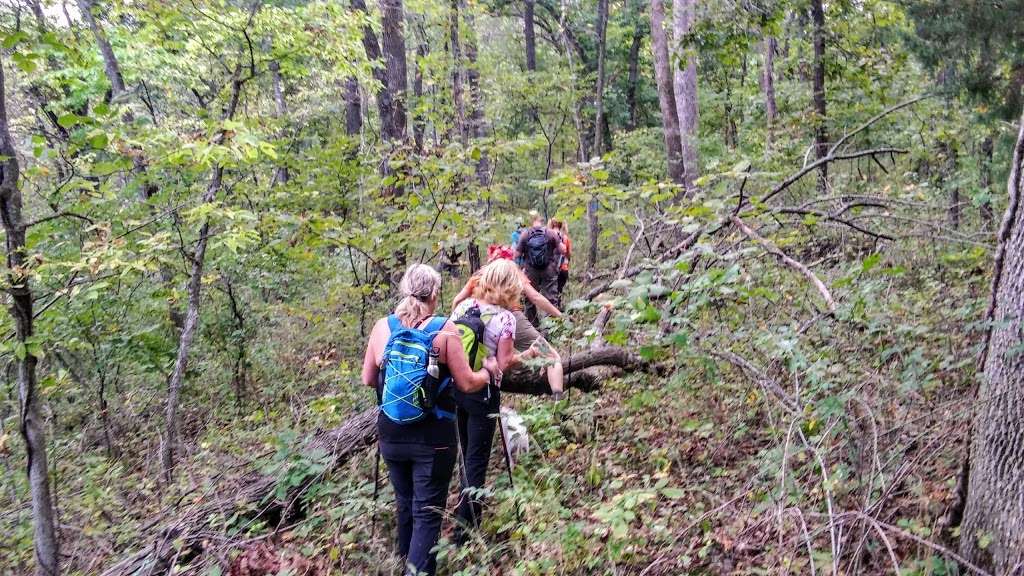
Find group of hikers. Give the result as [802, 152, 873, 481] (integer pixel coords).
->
[360, 213, 572, 575]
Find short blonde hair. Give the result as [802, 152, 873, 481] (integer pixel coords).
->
[395, 264, 441, 326]
[472, 259, 524, 311]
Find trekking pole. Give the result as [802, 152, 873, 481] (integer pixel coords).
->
[370, 444, 381, 540]
[452, 407, 478, 528]
[496, 411, 515, 489]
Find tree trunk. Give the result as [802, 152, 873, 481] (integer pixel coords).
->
[161, 68, 247, 482]
[413, 19, 429, 151]
[980, 134, 994, 227]
[461, 0, 488, 271]
[1, 56, 61, 576]
[593, 0, 609, 157]
[524, 0, 537, 71]
[761, 35, 777, 142]
[649, 0, 685, 186]
[344, 77, 362, 136]
[449, 0, 466, 144]
[672, 0, 699, 193]
[960, 104, 1024, 574]
[626, 23, 643, 131]
[351, 0, 394, 141]
[378, 0, 409, 143]
[77, 0, 126, 96]
[810, 0, 828, 193]
[587, 0, 608, 274]
[268, 58, 289, 185]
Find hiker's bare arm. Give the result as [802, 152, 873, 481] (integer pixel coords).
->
[523, 281, 562, 317]
[452, 282, 473, 310]
[439, 321, 492, 393]
[496, 335, 515, 373]
[361, 318, 388, 387]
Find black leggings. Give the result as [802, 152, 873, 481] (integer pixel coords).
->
[380, 442, 456, 576]
[455, 405, 498, 536]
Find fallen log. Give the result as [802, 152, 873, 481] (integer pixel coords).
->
[102, 345, 646, 576]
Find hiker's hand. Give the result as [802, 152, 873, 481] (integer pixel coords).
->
[484, 356, 502, 387]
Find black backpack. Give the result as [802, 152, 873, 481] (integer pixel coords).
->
[453, 304, 487, 371]
[524, 227, 551, 269]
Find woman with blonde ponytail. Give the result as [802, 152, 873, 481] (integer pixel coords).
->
[362, 264, 496, 576]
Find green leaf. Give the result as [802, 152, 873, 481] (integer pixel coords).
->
[89, 133, 109, 150]
[2, 32, 28, 49]
[57, 114, 84, 129]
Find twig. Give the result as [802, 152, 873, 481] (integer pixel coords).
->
[758, 147, 908, 206]
[829, 95, 932, 154]
[730, 216, 837, 315]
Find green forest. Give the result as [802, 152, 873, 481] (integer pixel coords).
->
[2, 0, 1024, 574]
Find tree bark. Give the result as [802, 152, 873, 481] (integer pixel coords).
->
[1, 55, 61, 576]
[344, 77, 362, 136]
[649, 0, 685, 185]
[524, 0, 537, 71]
[960, 104, 1024, 574]
[810, 0, 828, 193]
[672, 0, 699, 193]
[378, 0, 409, 143]
[761, 35, 777, 142]
[626, 23, 643, 131]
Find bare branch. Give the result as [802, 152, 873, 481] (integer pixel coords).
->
[731, 215, 837, 315]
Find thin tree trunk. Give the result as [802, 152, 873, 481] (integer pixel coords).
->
[378, 0, 409, 143]
[161, 66, 248, 482]
[672, 0, 699, 193]
[979, 134, 994, 227]
[77, 0, 126, 96]
[462, 0, 488, 272]
[960, 103, 1024, 574]
[344, 77, 362, 135]
[449, 0, 466, 144]
[761, 35, 777, 143]
[588, 0, 609, 274]
[811, 0, 827, 193]
[649, 0, 685, 185]
[626, 24, 643, 131]
[413, 19, 429, 151]
[593, 0, 609, 156]
[0, 55, 60, 576]
[524, 0, 537, 71]
[268, 58, 289, 185]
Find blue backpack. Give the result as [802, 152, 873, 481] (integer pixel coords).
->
[379, 315, 454, 423]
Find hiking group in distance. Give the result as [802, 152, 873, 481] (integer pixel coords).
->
[361, 212, 573, 575]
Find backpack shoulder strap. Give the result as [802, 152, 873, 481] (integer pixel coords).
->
[386, 314, 402, 334]
[424, 315, 447, 334]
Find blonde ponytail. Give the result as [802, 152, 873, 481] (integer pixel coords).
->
[394, 264, 442, 326]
